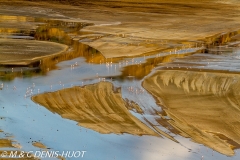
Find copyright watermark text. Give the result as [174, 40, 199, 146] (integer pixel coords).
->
[0, 150, 86, 159]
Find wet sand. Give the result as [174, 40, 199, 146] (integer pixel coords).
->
[0, 14, 38, 33]
[0, 39, 68, 66]
[0, 0, 240, 58]
[32, 81, 158, 136]
[63, 0, 240, 57]
[0, 139, 14, 148]
[1, 0, 240, 159]
[81, 36, 167, 58]
[143, 70, 240, 156]
[120, 51, 196, 80]
[32, 142, 47, 149]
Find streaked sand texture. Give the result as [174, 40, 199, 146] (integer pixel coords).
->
[0, 135, 35, 159]
[32, 142, 47, 149]
[0, 39, 68, 65]
[143, 70, 240, 156]
[0, 139, 13, 148]
[81, 36, 165, 58]
[32, 82, 158, 136]
[1, 0, 240, 58]
[0, 14, 37, 33]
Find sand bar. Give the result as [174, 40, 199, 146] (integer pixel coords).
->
[32, 81, 158, 136]
[0, 0, 240, 58]
[143, 70, 240, 156]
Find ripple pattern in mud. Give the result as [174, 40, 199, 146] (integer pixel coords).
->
[143, 70, 240, 156]
[32, 82, 158, 136]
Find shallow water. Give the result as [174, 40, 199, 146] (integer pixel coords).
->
[1, 13, 240, 160]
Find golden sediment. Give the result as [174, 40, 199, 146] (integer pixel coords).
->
[34, 26, 72, 45]
[120, 52, 195, 80]
[143, 70, 240, 156]
[81, 36, 165, 58]
[77, 0, 240, 58]
[0, 15, 34, 22]
[143, 117, 179, 143]
[125, 99, 143, 114]
[0, 132, 35, 159]
[1, 0, 240, 156]
[32, 142, 47, 149]
[32, 82, 158, 136]
[152, 126, 178, 143]
[0, 126, 14, 149]
[71, 41, 123, 64]
[0, 139, 14, 148]
[0, 15, 37, 32]
[0, 39, 68, 65]
[38, 42, 117, 74]
[0, 1, 240, 58]
[57, 156, 66, 160]
[0, 42, 110, 81]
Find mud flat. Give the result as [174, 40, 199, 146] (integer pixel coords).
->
[143, 70, 240, 156]
[73, 0, 240, 57]
[0, 0, 240, 58]
[0, 39, 68, 65]
[32, 81, 158, 136]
